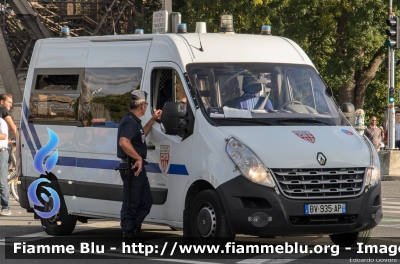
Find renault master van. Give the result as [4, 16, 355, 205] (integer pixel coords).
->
[17, 30, 381, 246]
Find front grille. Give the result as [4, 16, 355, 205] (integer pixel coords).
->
[290, 214, 358, 225]
[271, 168, 366, 199]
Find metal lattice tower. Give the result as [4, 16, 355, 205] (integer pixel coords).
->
[0, 0, 161, 104]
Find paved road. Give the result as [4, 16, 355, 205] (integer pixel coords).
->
[1, 181, 400, 263]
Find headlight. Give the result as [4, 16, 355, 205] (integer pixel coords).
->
[364, 135, 381, 187]
[226, 137, 275, 188]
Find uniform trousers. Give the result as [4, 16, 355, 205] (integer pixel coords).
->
[119, 162, 153, 233]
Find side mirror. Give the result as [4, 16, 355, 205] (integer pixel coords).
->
[341, 102, 355, 126]
[161, 102, 186, 135]
[325, 87, 333, 97]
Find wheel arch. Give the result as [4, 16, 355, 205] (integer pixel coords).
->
[183, 180, 215, 237]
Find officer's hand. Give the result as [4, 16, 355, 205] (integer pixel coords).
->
[132, 159, 143, 177]
[152, 110, 162, 121]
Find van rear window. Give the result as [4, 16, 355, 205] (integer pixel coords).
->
[35, 75, 79, 91]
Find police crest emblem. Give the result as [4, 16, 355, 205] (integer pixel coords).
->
[160, 145, 170, 173]
[292, 131, 315, 144]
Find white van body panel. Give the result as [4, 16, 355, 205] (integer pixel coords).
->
[35, 41, 90, 69]
[188, 112, 236, 189]
[176, 34, 313, 65]
[218, 126, 370, 169]
[85, 41, 152, 68]
[148, 35, 194, 68]
[18, 33, 379, 237]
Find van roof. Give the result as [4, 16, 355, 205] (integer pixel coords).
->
[172, 33, 313, 65]
[39, 33, 314, 67]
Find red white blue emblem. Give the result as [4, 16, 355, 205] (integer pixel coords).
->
[292, 131, 315, 144]
[160, 145, 170, 173]
[341, 129, 353, 135]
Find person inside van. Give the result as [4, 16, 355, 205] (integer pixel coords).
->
[176, 82, 187, 112]
[224, 76, 273, 111]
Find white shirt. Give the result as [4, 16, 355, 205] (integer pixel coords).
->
[0, 118, 8, 148]
[396, 122, 400, 141]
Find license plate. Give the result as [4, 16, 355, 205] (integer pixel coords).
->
[304, 203, 346, 215]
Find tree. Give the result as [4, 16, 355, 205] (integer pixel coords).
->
[177, 0, 398, 116]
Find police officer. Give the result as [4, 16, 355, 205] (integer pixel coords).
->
[117, 90, 162, 243]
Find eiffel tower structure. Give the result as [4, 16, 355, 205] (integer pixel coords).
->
[0, 0, 161, 105]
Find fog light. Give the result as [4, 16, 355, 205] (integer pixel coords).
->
[248, 212, 270, 227]
[372, 209, 383, 224]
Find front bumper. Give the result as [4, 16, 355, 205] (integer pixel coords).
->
[216, 176, 381, 236]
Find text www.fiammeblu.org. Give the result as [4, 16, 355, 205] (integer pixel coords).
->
[123, 242, 400, 257]
[13, 241, 400, 257]
[123, 242, 341, 256]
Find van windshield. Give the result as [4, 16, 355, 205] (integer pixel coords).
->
[186, 63, 341, 126]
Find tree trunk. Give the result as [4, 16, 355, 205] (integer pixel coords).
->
[353, 51, 385, 109]
[338, 78, 356, 107]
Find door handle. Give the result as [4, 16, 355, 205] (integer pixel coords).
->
[147, 143, 156, 150]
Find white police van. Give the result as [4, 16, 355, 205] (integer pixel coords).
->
[17, 21, 381, 246]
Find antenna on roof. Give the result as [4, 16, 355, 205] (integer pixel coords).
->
[195, 22, 206, 52]
[198, 32, 204, 52]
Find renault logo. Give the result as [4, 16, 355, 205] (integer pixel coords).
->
[317, 152, 326, 166]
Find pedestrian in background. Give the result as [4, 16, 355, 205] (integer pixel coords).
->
[395, 111, 400, 149]
[0, 117, 11, 216]
[0, 93, 17, 139]
[364, 116, 383, 152]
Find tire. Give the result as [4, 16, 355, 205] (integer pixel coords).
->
[189, 190, 235, 244]
[10, 177, 19, 203]
[329, 229, 373, 247]
[38, 182, 77, 236]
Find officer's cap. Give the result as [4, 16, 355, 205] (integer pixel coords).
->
[131, 90, 147, 101]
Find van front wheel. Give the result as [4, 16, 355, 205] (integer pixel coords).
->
[189, 190, 235, 244]
[329, 229, 373, 247]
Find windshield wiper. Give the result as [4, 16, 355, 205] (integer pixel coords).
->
[275, 118, 332, 126]
[221, 118, 271, 126]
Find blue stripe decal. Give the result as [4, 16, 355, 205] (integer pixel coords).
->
[167, 164, 189, 175]
[146, 162, 162, 173]
[23, 101, 42, 149]
[23, 100, 28, 120]
[21, 120, 35, 159]
[29, 124, 42, 149]
[57, 156, 77, 167]
[77, 158, 118, 170]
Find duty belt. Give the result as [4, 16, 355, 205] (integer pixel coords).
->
[120, 158, 148, 165]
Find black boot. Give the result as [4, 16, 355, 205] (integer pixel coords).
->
[132, 228, 151, 245]
[122, 232, 133, 244]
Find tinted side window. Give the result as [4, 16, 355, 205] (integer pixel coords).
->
[79, 68, 143, 127]
[29, 73, 81, 124]
[35, 75, 79, 91]
[29, 93, 79, 122]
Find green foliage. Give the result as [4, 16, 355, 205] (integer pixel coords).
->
[175, 0, 400, 121]
[135, 0, 163, 33]
[91, 92, 131, 122]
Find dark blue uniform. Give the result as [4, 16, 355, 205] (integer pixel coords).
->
[117, 111, 153, 233]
